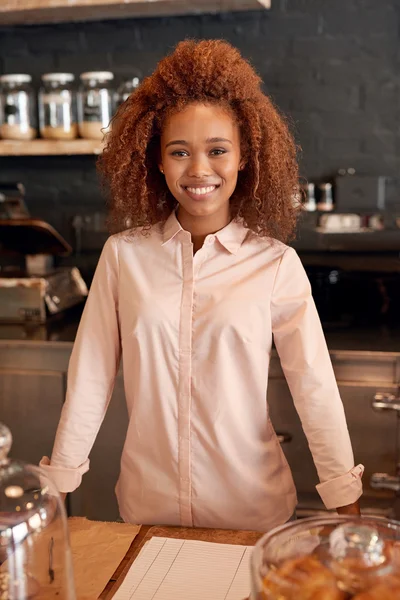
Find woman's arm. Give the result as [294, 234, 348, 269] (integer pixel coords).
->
[271, 247, 364, 513]
[337, 500, 361, 515]
[40, 236, 122, 494]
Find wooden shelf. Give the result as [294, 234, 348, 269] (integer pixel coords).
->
[0, 0, 270, 25]
[0, 139, 103, 156]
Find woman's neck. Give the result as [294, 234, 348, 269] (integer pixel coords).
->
[177, 206, 231, 253]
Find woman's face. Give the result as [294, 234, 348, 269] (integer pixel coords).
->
[160, 103, 243, 224]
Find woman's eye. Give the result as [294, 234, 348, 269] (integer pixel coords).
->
[171, 150, 189, 157]
[210, 148, 227, 156]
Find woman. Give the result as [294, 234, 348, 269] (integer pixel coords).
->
[41, 40, 363, 531]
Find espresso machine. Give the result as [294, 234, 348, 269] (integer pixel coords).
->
[0, 184, 87, 323]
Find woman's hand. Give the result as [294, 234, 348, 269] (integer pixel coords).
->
[336, 500, 361, 516]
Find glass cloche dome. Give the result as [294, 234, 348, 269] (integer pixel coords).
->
[0, 423, 76, 599]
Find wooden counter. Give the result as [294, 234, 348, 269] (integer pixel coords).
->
[101, 525, 263, 598]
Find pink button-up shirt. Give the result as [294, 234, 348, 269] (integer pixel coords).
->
[41, 212, 363, 531]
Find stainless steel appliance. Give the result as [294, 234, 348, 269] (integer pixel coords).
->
[0, 198, 88, 323]
[370, 392, 400, 521]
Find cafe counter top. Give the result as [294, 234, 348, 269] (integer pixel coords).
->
[65, 518, 262, 599]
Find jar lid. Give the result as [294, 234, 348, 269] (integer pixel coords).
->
[0, 74, 32, 83]
[42, 72, 75, 83]
[80, 71, 114, 81]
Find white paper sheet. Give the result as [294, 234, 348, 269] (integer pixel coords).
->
[112, 536, 252, 600]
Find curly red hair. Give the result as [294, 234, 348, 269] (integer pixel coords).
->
[98, 39, 301, 242]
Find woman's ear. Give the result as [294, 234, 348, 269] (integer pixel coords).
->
[157, 142, 164, 174]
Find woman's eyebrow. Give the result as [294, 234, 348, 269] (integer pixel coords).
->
[165, 139, 188, 148]
[206, 137, 232, 145]
[165, 137, 233, 149]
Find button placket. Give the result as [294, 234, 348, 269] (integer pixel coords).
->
[177, 240, 195, 526]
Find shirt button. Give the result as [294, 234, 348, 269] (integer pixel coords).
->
[207, 236, 215, 245]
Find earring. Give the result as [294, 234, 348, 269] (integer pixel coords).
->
[160, 167, 164, 174]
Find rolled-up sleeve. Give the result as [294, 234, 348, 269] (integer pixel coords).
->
[40, 236, 121, 493]
[271, 246, 363, 509]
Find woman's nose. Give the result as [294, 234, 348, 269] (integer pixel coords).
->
[187, 156, 212, 178]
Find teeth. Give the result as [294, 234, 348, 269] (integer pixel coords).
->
[186, 186, 216, 195]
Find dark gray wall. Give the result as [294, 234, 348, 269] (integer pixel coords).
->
[0, 0, 399, 243]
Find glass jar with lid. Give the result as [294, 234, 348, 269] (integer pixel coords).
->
[78, 71, 115, 140]
[39, 73, 78, 140]
[302, 182, 317, 212]
[0, 422, 76, 599]
[0, 74, 37, 140]
[117, 76, 140, 106]
[251, 514, 400, 599]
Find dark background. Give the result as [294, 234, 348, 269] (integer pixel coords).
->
[0, 0, 399, 239]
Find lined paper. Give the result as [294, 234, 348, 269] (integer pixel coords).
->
[112, 537, 252, 600]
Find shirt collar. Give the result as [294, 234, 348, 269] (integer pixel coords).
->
[162, 211, 248, 255]
[162, 211, 183, 245]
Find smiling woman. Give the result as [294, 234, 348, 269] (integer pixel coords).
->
[41, 40, 363, 533]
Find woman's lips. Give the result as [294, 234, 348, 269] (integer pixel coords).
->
[183, 185, 219, 201]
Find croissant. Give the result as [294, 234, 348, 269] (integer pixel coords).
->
[353, 582, 400, 600]
[262, 555, 346, 600]
[262, 540, 400, 599]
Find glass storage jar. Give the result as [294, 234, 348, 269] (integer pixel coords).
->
[78, 71, 115, 140]
[117, 76, 140, 106]
[0, 74, 37, 140]
[39, 73, 78, 140]
[0, 422, 76, 599]
[317, 182, 334, 212]
[251, 515, 400, 599]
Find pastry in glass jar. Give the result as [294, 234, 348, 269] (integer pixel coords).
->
[262, 555, 346, 600]
[353, 581, 400, 600]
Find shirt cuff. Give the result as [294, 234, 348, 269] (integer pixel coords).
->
[316, 464, 364, 510]
[39, 456, 90, 494]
